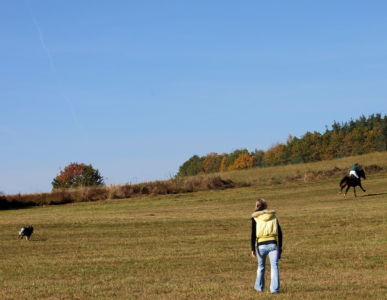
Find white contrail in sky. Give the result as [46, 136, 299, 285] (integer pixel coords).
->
[30, 14, 56, 73]
[25, 0, 86, 137]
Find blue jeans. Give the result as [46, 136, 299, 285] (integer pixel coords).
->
[254, 243, 280, 293]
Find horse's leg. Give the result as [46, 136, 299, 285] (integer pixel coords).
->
[359, 182, 366, 193]
[344, 185, 350, 197]
[340, 179, 348, 194]
[353, 186, 357, 197]
[340, 177, 348, 193]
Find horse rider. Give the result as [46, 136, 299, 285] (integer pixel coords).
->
[349, 163, 361, 179]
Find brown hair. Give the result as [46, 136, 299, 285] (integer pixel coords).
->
[255, 198, 267, 211]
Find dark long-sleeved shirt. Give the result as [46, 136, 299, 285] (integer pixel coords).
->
[251, 218, 283, 251]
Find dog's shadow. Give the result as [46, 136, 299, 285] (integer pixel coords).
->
[30, 237, 47, 242]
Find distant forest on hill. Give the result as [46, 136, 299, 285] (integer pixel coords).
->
[177, 114, 387, 177]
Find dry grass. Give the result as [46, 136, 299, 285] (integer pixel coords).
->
[0, 176, 235, 209]
[0, 152, 386, 299]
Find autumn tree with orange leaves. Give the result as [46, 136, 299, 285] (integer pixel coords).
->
[51, 162, 104, 190]
[229, 152, 255, 170]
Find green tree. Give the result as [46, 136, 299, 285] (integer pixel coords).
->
[177, 155, 204, 177]
[263, 144, 289, 166]
[252, 149, 265, 167]
[203, 153, 223, 173]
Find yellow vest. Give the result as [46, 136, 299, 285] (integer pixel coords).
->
[252, 210, 278, 243]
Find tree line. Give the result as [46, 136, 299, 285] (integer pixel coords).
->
[177, 114, 387, 177]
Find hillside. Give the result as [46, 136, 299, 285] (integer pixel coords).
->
[177, 114, 387, 177]
[221, 150, 387, 186]
[0, 152, 386, 299]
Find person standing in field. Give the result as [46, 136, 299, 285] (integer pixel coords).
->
[251, 198, 282, 294]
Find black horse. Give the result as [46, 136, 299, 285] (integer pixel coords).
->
[339, 169, 366, 197]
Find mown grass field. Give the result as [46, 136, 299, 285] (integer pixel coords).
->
[1, 153, 386, 299]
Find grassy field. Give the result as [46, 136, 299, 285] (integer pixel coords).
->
[1, 153, 386, 299]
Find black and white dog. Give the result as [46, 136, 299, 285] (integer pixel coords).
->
[19, 226, 34, 240]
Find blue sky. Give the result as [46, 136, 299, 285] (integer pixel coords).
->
[1, 1, 386, 194]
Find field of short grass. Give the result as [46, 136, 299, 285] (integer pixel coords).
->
[0, 153, 386, 299]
